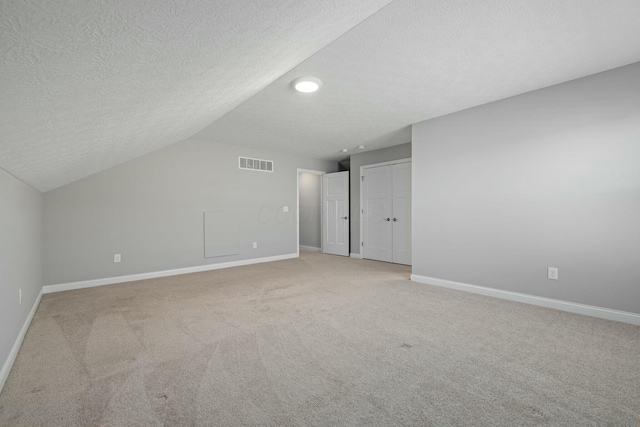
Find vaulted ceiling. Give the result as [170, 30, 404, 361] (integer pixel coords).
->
[2, 0, 640, 192]
[195, 0, 640, 160]
[0, 0, 392, 191]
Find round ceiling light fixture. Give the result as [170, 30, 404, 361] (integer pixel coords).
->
[292, 77, 322, 93]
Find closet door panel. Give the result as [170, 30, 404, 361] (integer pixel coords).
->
[362, 165, 392, 262]
[392, 162, 412, 265]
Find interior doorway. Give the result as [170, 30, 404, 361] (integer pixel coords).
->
[297, 169, 324, 253]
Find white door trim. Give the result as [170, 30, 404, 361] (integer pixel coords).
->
[297, 169, 325, 257]
[360, 157, 411, 171]
[359, 158, 411, 258]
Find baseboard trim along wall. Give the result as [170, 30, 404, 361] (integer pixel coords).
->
[0, 288, 43, 394]
[299, 245, 321, 252]
[350, 253, 363, 259]
[43, 253, 299, 294]
[411, 274, 640, 326]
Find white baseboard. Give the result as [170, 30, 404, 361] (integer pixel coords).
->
[411, 274, 640, 326]
[350, 253, 363, 259]
[299, 245, 321, 252]
[1, 287, 43, 394]
[43, 253, 299, 294]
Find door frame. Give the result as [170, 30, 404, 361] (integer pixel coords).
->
[297, 168, 326, 257]
[359, 158, 411, 257]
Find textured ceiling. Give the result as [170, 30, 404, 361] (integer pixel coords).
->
[195, 0, 640, 161]
[4, 0, 640, 191]
[0, 0, 392, 191]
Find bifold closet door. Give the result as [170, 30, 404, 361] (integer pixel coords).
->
[392, 162, 411, 265]
[362, 166, 393, 262]
[362, 161, 412, 265]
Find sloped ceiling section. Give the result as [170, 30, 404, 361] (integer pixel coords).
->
[195, 0, 640, 161]
[0, 0, 392, 192]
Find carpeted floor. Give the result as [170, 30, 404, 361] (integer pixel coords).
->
[0, 252, 638, 426]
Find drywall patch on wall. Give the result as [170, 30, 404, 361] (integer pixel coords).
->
[204, 210, 239, 258]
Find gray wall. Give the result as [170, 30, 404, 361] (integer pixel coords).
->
[0, 169, 43, 375]
[298, 173, 321, 249]
[44, 139, 336, 285]
[412, 62, 640, 314]
[350, 143, 411, 254]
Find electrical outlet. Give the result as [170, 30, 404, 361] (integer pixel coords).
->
[253, 242, 257, 249]
[19, 288, 22, 305]
[114, 253, 121, 263]
[548, 267, 558, 280]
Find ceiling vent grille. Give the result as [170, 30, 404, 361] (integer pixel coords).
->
[239, 156, 274, 172]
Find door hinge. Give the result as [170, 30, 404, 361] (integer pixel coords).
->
[361, 242, 363, 246]
[361, 176, 364, 181]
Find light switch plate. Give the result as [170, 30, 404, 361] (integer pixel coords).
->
[114, 254, 121, 263]
[283, 206, 289, 212]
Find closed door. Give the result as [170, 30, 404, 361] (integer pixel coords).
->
[392, 162, 411, 265]
[322, 172, 349, 256]
[362, 166, 392, 262]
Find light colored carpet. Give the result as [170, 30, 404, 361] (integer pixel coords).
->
[0, 252, 638, 426]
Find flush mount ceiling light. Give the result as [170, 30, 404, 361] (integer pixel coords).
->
[358, 145, 366, 149]
[291, 77, 322, 93]
[341, 148, 348, 153]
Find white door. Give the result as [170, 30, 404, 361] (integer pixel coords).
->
[362, 166, 392, 262]
[322, 172, 349, 256]
[392, 162, 411, 265]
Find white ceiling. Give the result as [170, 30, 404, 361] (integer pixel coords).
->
[3, 1, 640, 192]
[195, 0, 640, 161]
[0, 0, 392, 191]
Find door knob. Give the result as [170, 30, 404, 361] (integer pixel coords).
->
[385, 217, 391, 221]
[393, 218, 398, 222]
[343, 216, 348, 220]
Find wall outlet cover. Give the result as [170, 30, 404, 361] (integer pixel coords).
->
[283, 206, 289, 212]
[114, 254, 121, 263]
[548, 267, 558, 280]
